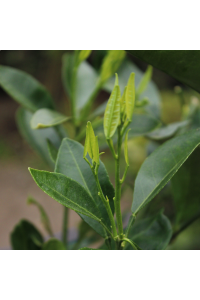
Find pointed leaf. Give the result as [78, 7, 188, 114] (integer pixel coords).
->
[125, 72, 135, 120]
[29, 169, 109, 231]
[31, 108, 70, 129]
[42, 238, 66, 250]
[16, 108, 65, 167]
[55, 138, 115, 237]
[104, 85, 121, 139]
[100, 50, 125, 83]
[127, 212, 172, 250]
[132, 129, 200, 214]
[136, 65, 153, 96]
[0, 65, 54, 112]
[10, 220, 43, 250]
[27, 197, 53, 237]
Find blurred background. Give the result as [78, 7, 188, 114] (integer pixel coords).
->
[0, 50, 199, 250]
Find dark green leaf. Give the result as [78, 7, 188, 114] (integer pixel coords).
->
[128, 113, 160, 138]
[31, 108, 70, 129]
[47, 139, 58, 163]
[16, 108, 64, 167]
[29, 169, 111, 235]
[0, 65, 54, 112]
[55, 138, 115, 237]
[146, 120, 190, 140]
[171, 147, 200, 227]
[10, 219, 43, 250]
[127, 50, 200, 94]
[132, 129, 200, 214]
[62, 52, 99, 111]
[42, 238, 66, 250]
[127, 212, 172, 250]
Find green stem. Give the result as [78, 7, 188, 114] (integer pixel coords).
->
[122, 214, 136, 249]
[114, 126, 124, 239]
[62, 206, 68, 248]
[122, 238, 138, 250]
[94, 171, 118, 239]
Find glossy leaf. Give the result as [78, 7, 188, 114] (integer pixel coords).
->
[62, 52, 99, 111]
[104, 83, 121, 139]
[31, 108, 70, 129]
[55, 138, 115, 237]
[127, 212, 172, 250]
[16, 108, 64, 167]
[27, 197, 53, 237]
[100, 50, 125, 83]
[146, 120, 190, 141]
[132, 129, 200, 214]
[171, 147, 200, 227]
[125, 73, 135, 120]
[10, 219, 43, 250]
[103, 59, 161, 118]
[136, 65, 152, 96]
[47, 139, 58, 163]
[128, 50, 200, 94]
[42, 238, 66, 250]
[29, 169, 111, 234]
[0, 65, 54, 112]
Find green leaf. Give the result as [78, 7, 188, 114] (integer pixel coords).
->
[128, 113, 160, 138]
[78, 50, 92, 64]
[127, 50, 200, 94]
[136, 65, 153, 96]
[0, 65, 54, 112]
[42, 238, 66, 250]
[127, 212, 172, 250]
[31, 108, 70, 129]
[103, 59, 161, 118]
[47, 139, 58, 163]
[16, 108, 65, 167]
[79, 247, 98, 250]
[27, 197, 53, 237]
[55, 138, 115, 237]
[29, 168, 111, 234]
[62, 52, 99, 111]
[10, 219, 43, 250]
[146, 120, 190, 141]
[100, 50, 125, 83]
[104, 80, 121, 139]
[171, 147, 200, 227]
[125, 72, 135, 121]
[132, 129, 200, 214]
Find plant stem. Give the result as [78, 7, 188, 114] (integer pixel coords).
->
[122, 238, 138, 250]
[62, 206, 68, 248]
[94, 172, 118, 239]
[114, 126, 124, 239]
[122, 214, 136, 249]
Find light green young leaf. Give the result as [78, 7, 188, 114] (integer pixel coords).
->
[84, 121, 96, 160]
[42, 238, 66, 250]
[127, 212, 172, 250]
[10, 219, 44, 250]
[78, 50, 92, 64]
[0, 65, 55, 112]
[104, 76, 121, 139]
[100, 50, 125, 83]
[132, 129, 200, 214]
[29, 168, 111, 234]
[125, 72, 135, 121]
[55, 138, 115, 237]
[136, 65, 153, 96]
[27, 197, 53, 237]
[120, 86, 127, 118]
[31, 108, 70, 129]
